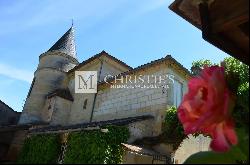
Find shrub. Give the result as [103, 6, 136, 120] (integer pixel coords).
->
[63, 125, 129, 164]
[163, 106, 186, 149]
[16, 134, 60, 164]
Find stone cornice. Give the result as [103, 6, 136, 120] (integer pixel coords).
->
[39, 50, 79, 65]
[34, 67, 67, 75]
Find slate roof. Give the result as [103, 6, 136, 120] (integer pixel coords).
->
[48, 26, 77, 58]
[68, 51, 133, 74]
[47, 88, 74, 101]
[29, 115, 154, 133]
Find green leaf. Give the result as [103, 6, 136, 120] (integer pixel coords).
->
[234, 128, 249, 162]
[184, 151, 238, 164]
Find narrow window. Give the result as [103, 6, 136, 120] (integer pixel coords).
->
[83, 99, 88, 109]
[173, 80, 183, 107]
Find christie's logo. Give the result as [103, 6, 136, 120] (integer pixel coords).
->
[75, 71, 175, 94]
[75, 71, 98, 93]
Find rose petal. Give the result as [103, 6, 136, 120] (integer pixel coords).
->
[210, 124, 230, 152]
[224, 120, 238, 145]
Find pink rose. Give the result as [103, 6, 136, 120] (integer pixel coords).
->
[178, 66, 238, 152]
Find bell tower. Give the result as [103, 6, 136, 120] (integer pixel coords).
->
[19, 26, 79, 124]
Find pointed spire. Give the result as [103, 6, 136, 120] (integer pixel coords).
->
[48, 26, 77, 58]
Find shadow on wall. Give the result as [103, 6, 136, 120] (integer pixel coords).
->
[0, 100, 21, 162]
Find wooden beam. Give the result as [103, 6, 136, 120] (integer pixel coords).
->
[210, 0, 249, 33]
[169, 0, 202, 29]
[199, 2, 249, 65]
[212, 13, 249, 33]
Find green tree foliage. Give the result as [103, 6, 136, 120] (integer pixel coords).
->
[223, 57, 249, 129]
[224, 57, 249, 86]
[163, 106, 186, 150]
[63, 125, 129, 164]
[192, 59, 214, 69]
[191, 59, 215, 75]
[16, 134, 61, 164]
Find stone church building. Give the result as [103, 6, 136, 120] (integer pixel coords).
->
[6, 27, 210, 164]
[19, 26, 189, 126]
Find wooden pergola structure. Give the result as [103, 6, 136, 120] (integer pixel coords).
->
[169, 0, 249, 65]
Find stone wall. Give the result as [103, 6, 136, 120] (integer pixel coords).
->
[92, 64, 187, 122]
[19, 51, 77, 125]
[99, 58, 130, 81]
[67, 56, 131, 124]
[67, 60, 100, 124]
[49, 97, 72, 126]
[173, 135, 211, 164]
[38, 51, 78, 72]
[66, 60, 188, 126]
[19, 69, 67, 124]
[67, 93, 96, 124]
[122, 106, 167, 143]
[127, 119, 155, 143]
[41, 97, 56, 123]
[123, 151, 154, 164]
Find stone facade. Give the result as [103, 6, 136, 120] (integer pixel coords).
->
[66, 55, 130, 124]
[15, 27, 212, 164]
[42, 96, 72, 126]
[19, 51, 78, 124]
[123, 152, 155, 164]
[93, 64, 187, 123]
[18, 27, 189, 129]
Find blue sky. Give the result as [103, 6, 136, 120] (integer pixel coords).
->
[0, 0, 229, 112]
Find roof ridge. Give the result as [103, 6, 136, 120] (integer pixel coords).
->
[101, 51, 133, 69]
[68, 51, 133, 73]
